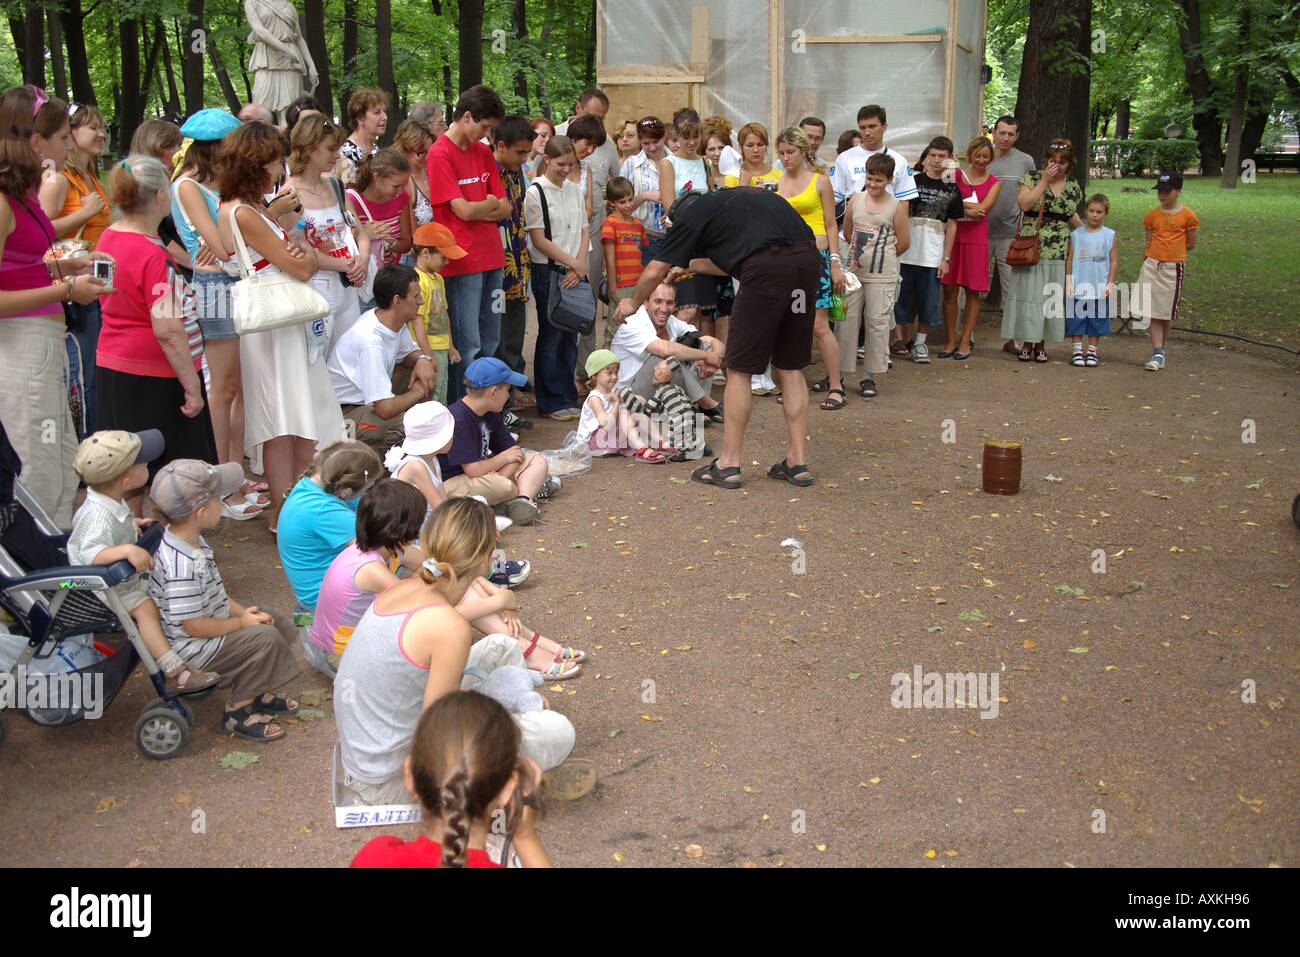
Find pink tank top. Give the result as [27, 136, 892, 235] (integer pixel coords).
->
[1, 192, 63, 318]
[309, 544, 387, 654]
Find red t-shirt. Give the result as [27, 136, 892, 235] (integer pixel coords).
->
[601, 214, 646, 287]
[351, 833, 504, 868]
[426, 135, 506, 277]
[95, 228, 202, 378]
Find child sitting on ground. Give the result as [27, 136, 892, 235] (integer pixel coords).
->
[440, 357, 556, 527]
[148, 459, 302, 741]
[69, 430, 221, 696]
[577, 350, 669, 462]
[351, 691, 551, 867]
[406, 222, 465, 404]
[1066, 193, 1117, 367]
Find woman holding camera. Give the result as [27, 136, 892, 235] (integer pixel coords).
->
[94, 153, 217, 496]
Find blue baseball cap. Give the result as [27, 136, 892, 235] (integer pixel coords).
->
[180, 108, 241, 142]
[465, 357, 527, 389]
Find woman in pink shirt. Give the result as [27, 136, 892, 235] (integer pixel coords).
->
[95, 154, 216, 497]
[347, 148, 413, 307]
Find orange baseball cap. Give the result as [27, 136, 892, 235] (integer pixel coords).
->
[412, 222, 468, 259]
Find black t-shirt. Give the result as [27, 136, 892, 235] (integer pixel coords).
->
[910, 173, 966, 225]
[656, 187, 815, 276]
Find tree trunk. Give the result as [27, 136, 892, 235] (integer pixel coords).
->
[1219, 9, 1250, 189]
[207, 30, 243, 114]
[376, 0, 398, 140]
[512, 0, 529, 105]
[1176, 0, 1222, 176]
[157, 19, 182, 118]
[182, 0, 205, 115]
[8, 18, 25, 78]
[458, 0, 485, 91]
[137, 18, 165, 113]
[119, 19, 143, 152]
[236, 32, 252, 104]
[48, 10, 68, 100]
[1015, 0, 1092, 193]
[21, 4, 45, 87]
[537, 24, 553, 119]
[342, 0, 359, 122]
[303, 0, 331, 116]
[61, 0, 96, 106]
[585, 0, 596, 85]
[1115, 99, 1130, 139]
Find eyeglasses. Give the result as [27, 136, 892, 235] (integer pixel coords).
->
[26, 85, 48, 116]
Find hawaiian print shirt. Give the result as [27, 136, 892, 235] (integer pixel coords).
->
[498, 162, 530, 300]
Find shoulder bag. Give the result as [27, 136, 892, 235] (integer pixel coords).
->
[1006, 176, 1045, 268]
[227, 202, 329, 335]
[345, 186, 383, 302]
[532, 182, 596, 336]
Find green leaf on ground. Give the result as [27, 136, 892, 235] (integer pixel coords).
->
[926, 626, 943, 633]
[217, 751, 260, 770]
[1272, 583, 1291, 589]
[1056, 584, 1085, 595]
[726, 592, 749, 600]
[1128, 581, 1147, 591]
[957, 609, 985, 621]
[295, 708, 326, 721]
[847, 672, 860, 680]
[568, 542, 588, 549]
[1066, 647, 1090, 654]
[1246, 479, 1262, 489]
[608, 729, 623, 738]
[1175, 476, 1195, 483]
[1042, 474, 1064, 483]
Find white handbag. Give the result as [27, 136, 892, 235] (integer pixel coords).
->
[228, 202, 330, 335]
[345, 188, 382, 302]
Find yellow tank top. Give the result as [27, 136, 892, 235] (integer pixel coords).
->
[784, 174, 826, 236]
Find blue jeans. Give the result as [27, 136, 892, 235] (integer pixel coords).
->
[530, 267, 579, 415]
[64, 300, 101, 436]
[444, 268, 503, 403]
[641, 234, 665, 266]
[894, 263, 942, 328]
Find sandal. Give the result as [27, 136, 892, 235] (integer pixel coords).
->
[809, 376, 831, 393]
[633, 447, 667, 464]
[700, 403, 724, 424]
[767, 459, 814, 487]
[938, 349, 956, 359]
[244, 478, 269, 493]
[1002, 341, 1020, 355]
[691, 458, 742, 489]
[1018, 347, 1033, 362]
[164, 661, 222, 696]
[240, 483, 270, 507]
[539, 659, 582, 680]
[859, 378, 877, 398]
[819, 388, 847, 410]
[221, 498, 265, 521]
[1035, 349, 1049, 363]
[253, 692, 299, 715]
[890, 341, 912, 356]
[221, 703, 286, 742]
[522, 632, 587, 667]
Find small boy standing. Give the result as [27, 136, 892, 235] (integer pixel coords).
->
[69, 430, 221, 696]
[148, 459, 301, 741]
[600, 176, 646, 349]
[407, 223, 468, 404]
[439, 357, 556, 526]
[1137, 171, 1198, 371]
[1065, 193, 1118, 367]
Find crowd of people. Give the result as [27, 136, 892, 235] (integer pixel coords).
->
[0, 78, 1199, 867]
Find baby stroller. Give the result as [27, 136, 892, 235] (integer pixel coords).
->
[0, 424, 198, 758]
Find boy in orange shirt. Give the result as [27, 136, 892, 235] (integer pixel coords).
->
[600, 176, 646, 349]
[1137, 171, 1198, 371]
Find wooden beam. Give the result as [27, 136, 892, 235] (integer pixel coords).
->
[803, 34, 944, 43]
[768, 0, 781, 142]
[600, 69, 707, 83]
[691, 5, 708, 68]
[945, 0, 957, 139]
[956, 40, 974, 53]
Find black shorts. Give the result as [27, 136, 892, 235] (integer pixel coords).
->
[727, 241, 819, 374]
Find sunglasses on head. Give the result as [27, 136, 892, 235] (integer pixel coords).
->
[638, 119, 665, 135]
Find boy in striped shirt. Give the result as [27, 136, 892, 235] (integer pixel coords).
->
[600, 176, 646, 348]
[148, 459, 301, 741]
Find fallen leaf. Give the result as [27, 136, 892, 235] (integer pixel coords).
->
[94, 796, 124, 813]
[926, 626, 943, 633]
[743, 786, 760, 794]
[1066, 647, 1090, 654]
[847, 672, 860, 680]
[726, 592, 750, 600]
[924, 849, 937, 859]
[684, 844, 704, 858]
[613, 852, 625, 862]
[944, 850, 958, 858]
[568, 542, 588, 548]
[640, 715, 663, 723]
[217, 751, 260, 770]
[295, 707, 325, 721]
[674, 643, 693, 651]
[868, 776, 881, 784]
[608, 729, 623, 738]
[1042, 474, 1064, 483]
[1022, 639, 1037, 649]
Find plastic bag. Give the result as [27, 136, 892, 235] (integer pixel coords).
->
[0, 628, 104, 674]
[537, 433, 592, 478]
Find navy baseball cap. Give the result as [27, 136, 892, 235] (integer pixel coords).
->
[1154, 171, 1183, 191]
[465, 357, 527, 389]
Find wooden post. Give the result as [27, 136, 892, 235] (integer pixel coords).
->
[945, 0, 958, 140]
[691, 5, 708, 112]
[768, 0, 782, 141]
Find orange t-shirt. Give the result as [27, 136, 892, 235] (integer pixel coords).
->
[600, 214, 646, 287]
[58, 167, 112, 248]
[1143, 205, 1198, 262]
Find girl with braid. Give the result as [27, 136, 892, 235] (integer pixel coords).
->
[351, 691, 550, 867]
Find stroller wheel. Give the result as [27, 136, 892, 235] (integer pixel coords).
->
[176, 698, 196, 730]
[149, 697, 195, 731]
[134, 703, 189, 759]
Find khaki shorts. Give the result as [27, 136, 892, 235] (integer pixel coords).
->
[442, 452, 541, 505]
[1137, 258, 1185, 323]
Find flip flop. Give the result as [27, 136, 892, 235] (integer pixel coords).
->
[691, 458, 742, 489]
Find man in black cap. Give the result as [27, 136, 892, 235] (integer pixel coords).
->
[611, 188, 819, 489]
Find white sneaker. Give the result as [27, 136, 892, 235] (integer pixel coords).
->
[857, 346, 865, 359]
[1144, 353, 1165, 371]
[912, 342, 930, 363]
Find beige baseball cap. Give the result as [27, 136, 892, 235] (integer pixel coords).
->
[73, 429, 164, 484]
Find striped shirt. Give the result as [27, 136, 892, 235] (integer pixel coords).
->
[68, 489, 139, 566]
[600, 214, 645, 287]
[147, 528, 229, 668]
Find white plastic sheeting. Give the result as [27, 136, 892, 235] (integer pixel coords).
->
[599, 0, 986, 166]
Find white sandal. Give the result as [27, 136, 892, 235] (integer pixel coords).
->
[221, 498, 265, 521]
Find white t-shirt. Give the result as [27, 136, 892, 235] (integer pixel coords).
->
[829, 145, 918, 205]
[610, 305, 698, 389]
[327, 308, 421, 405]
[620, 151, 665, 235]
[718, 144, 742, 179]
[523, 177, 588, 264]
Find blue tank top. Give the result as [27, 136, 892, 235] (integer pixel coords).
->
[1069, 226, 1114, 298]
[171, 176, 221, 259]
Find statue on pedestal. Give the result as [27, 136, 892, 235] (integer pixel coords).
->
[245, 0, 319, 122]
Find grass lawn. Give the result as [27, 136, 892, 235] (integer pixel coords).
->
[1090, 173, 1300, 346]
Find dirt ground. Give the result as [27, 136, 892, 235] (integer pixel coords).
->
[2, 314, 1297, 868]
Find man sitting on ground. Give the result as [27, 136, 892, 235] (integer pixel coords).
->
[439, 357, 555, 526]
[327, 264, 436, 451]
[610, 280, 723, 459]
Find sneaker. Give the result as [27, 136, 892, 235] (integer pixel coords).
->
[857, 346, 866, 359]
[503, 410, 533, 431]
[504, 496, 541, 525]
[488, 557, 531, 587]
[1070, 351, 1086, 366]
[494, 515, 513, 533]
[1144, 353, 1165, 371]
[536, 475, 562, 500]
[912, 342, 930, 363]
[1084, 352, 1099, 367]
